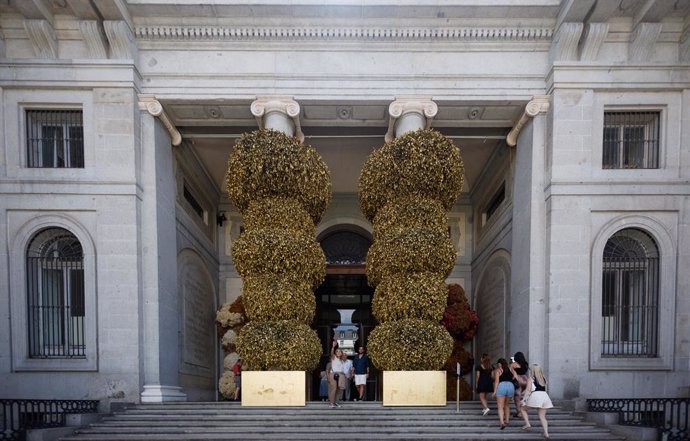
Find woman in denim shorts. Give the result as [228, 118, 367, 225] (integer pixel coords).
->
[492, 358, 515, 429]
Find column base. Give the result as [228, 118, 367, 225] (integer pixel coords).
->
[140, 385, 187, 403]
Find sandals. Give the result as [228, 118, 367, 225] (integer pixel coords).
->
[522, 425, 532, 431]
[499, 423, 506, 430]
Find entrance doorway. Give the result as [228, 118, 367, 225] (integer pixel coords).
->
[313, 229, 377, 401]
[313, 274, 377, 401]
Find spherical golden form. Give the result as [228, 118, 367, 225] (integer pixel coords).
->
[236, 320, 322, 371]
[366, 228, 456, 286]
[372, 197, 447, 239]
[232, 229, 326, 288]
[242, 274, 315, 324]
[243, 197, 315, 235]
[359, 129, 464, 221]
[372, 272, 448, 322]
[366, 319, 453, 370]
[225, 129, 332, 223]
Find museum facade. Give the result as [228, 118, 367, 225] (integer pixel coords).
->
[0, 0, 688, 410]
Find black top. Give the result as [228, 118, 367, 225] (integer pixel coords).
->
[499, 368, 513, 382]
[534, 378, 546, 392]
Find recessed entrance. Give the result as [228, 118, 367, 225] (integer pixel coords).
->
[313, 229, 377, 401]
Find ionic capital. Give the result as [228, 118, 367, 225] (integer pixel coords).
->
[385, 96, 438, 143]
[507, 95, 550, 147]
[250, 96, 304, 142]
[138, 95, 182, 146]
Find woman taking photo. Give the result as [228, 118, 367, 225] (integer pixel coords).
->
[327, 339, 345, 408]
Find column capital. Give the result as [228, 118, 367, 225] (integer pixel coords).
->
[385, 96, 438, 143]
[250, 95, 304, 142]
[507, 95, 550, 147]
[138, 95, 182, 146]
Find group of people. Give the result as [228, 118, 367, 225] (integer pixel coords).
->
[475, 352, 553, 439]
[321, 340, 370, 408]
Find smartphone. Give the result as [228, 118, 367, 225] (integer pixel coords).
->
[510, 357, 515, 363]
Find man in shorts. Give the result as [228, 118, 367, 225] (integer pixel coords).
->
[352, 346, 370, 401]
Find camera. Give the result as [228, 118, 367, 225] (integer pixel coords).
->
[510, 357, 515, 363]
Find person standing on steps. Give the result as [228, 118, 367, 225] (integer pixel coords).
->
[510, 352, 530, 419]
[519, 364, 553, 439]
[340, 351, 354, 401]
[475, 353, 494, 415]
[328, 339, 345, 408]
[492, 358, 515, 430]
[352, 345, 370, 401]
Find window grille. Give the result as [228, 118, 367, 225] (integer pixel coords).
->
[26, 228, 86, 358]
[603, 111, 659, 169]
[26, 110, 84, 168]
[601, 228, 659, 357]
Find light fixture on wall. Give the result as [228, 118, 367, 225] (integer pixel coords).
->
[216, 211, 227, 227]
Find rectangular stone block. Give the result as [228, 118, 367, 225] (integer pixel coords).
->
[241, 371, 306, 407]
[382, 371, 446, 406]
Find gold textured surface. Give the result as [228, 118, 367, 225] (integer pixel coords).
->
[382, 371, 447, 406]
[242, 371, 306, 407]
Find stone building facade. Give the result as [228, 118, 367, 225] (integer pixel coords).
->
[0, 0, 688, 410]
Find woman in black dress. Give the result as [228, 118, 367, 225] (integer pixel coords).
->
[475, 353, 493, 415]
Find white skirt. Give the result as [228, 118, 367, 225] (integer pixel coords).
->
[525, 391, 553, 409]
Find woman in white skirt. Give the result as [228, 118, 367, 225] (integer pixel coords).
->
[519, 364, 553, 439]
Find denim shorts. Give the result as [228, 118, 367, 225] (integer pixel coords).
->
[496, 381, 515, 397]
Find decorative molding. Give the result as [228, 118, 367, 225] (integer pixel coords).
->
[549, 22, 583, 62]
[579, 23, 609, 61]
[629, 22, 662, 62]
[23, 19, 57, 59]
[138, 95, 182, 146]
[78, 21, 108, 59]
[385, 96, 437, 143]
[506, 95, 550, 147]
[135, 25, 553, 43]
[104, 20, 137, 59]
[250, 96, 304, 142]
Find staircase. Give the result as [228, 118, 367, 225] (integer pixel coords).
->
[61, 401, 626, 441]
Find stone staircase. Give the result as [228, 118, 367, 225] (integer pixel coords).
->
[60, 401, 626, 441]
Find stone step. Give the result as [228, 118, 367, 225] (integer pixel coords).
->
[60, 402, 626, 441]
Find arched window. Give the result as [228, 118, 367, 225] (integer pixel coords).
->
[320, 231, 371, 265]
[26, 227, 85, 358]
[601, 228, 659, 358]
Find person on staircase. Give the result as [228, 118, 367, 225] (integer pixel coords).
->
[519, 364, 553, 439]
[475, 353, 494, 415]
[340, 351, 354, 401]
[328, 339, 345, 408]
[491, 358, 515, 430]
[510, 352, 530, 419]
[231, 358, 242, 401]
[352, 345, 370, 401]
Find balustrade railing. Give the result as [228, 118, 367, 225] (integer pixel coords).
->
[587, 398, 689, 441]
[0, 399, 99, 441]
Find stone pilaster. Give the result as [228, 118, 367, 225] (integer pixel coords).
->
[250, 96, 304, 142]
[384, 96, 438, 142]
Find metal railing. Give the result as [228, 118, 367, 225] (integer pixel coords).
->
[587, 398, 689, 441]
[0, 399, 99, 441]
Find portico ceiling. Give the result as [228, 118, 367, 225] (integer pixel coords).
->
[166, 99, 521, 196]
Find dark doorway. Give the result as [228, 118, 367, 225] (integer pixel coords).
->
[313, 229, 377, 401]
[313, 273, 377, 401]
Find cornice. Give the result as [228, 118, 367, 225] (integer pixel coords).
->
[134, 25, 553, 43]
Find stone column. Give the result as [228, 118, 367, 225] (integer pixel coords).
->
[384, 96, 438, 142]
[138, 97, 186, 403]
[509, 96, 550, 367]
[250, 96, 303, 140]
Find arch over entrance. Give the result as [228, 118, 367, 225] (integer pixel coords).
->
[313, 227, 377, 400]
[474, 249, 511, 364]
